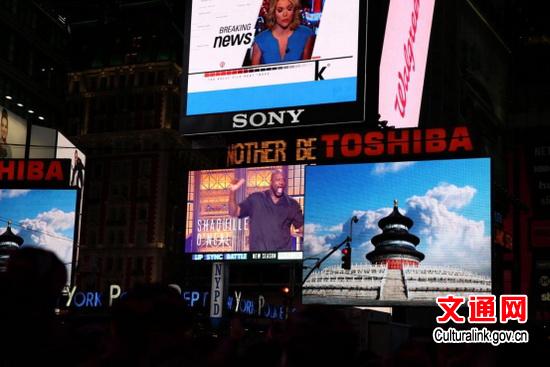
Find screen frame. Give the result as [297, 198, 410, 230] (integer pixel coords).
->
[300, 156, 494, 307]
[180, 0, 369, 135]
[184, 165, 307, 262]
[0, 187, 81, 288]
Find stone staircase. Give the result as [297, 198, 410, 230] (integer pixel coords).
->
[380, 269, 407, 300]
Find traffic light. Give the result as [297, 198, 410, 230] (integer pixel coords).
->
[341, 245, 351, 270]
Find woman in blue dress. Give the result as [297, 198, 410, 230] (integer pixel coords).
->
[251, 0, 315, 65]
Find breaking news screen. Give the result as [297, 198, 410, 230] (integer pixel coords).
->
[185, 165, 305, 261]
[181, 0, 366, 134]
[302, 158, 492, 306]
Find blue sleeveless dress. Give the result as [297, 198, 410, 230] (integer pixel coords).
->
[254, 25, 314, 64]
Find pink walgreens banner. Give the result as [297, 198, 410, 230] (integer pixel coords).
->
[379, 0, 436, 128]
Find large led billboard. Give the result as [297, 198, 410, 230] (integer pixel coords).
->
[302, 158, 492, 305]
[185, 165, 305, 261]
[0, 104, 27, 158]
[0, 189, 78, 286]
[378, 0, 435, 128]
[182, 0, 366, 134]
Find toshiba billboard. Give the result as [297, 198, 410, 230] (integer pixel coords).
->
[379, 0, 435, 128]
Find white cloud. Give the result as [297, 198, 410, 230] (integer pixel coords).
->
[304, 183, 490, 276]
[0, 190, 30, 200]
[424, 183, 476, 209]
[303, 223, 335, 256]
[18, 209, 75, 269]
[372, 162, 415, 175]
[349, 208, 393, 264]
[352, 208, 393, 232]
[305, 208, 393, 266]
[406, 184, 490, 275]
[304, 223, 323, 235]
[327, 223, 344, 232]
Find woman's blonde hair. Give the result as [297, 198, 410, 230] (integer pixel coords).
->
[266, 0, 302, 30]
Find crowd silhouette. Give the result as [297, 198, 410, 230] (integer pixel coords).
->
[0, 248, 546, 366]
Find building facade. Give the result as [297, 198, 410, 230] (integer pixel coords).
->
[0, 0, 68, 128]
[63, 1, 198, 291]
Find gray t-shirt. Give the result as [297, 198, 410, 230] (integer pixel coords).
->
[239, 190, 304, 251]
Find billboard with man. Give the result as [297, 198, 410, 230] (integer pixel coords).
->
[185, 165, 305, 261]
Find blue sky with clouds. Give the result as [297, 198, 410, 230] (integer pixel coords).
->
[303, 158, 491, 275]
[0, 190, 77, 235]
[0, 189, 78, 279]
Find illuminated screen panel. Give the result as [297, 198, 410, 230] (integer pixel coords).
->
[56, 132, 86, 189]
[378, 0, 435, 128]
[0, 189, 78, 286]
[0, 104, 27, 158]
[302, 158, 492, 306]
[182, 0, 366, 134]
[185, 165, 305, 261]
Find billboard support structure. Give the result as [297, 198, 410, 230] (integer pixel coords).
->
[24, 120, 31, 159]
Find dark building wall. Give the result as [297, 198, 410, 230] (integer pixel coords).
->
[66, 62, 181, 136]
[65, 0, 182, 71]
[76, 130, 183, 291]
[422, 0, 511, 132]
[0, 0, 68, 126]
[507, 38, 550, 322]
[63, 1, 189, 291]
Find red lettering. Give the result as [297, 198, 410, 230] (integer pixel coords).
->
[392, 0, 420, 121]
[45, 161, 64, 181]
[398, 70, 409, 93]
[341, 133, 362, 157]
[364, 132, 385, 155]
[406, 40, 415, 71]
[395, 82, 406, 117]
[410, 13, 418, 41]
[425, 128, 447, 153]
[17, 160, 25, 180]
[27, 161, 44, 180]
[0, 159, 68, 184]
[413, 129, 422, 153]
[320, 134, 340, 158]
[449, 127, 473, 151]
[0, 161, 15, 180]
[387, 130, 410, 154]
[436, 296, 466, 324]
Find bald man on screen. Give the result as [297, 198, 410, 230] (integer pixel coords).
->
[228, 170, 304, 251]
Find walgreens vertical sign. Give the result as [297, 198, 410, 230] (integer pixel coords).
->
[379, 0, 436, 128]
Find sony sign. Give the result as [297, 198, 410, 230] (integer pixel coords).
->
[232, 109, 305, 129]
[379, 0, 436, 128]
